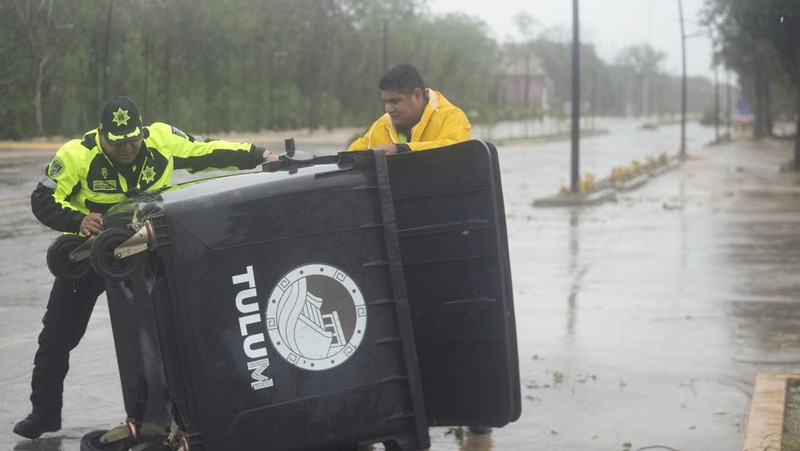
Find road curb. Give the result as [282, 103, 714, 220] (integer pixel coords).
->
[532, 187, 617, 207]
[0, 141, 61, 151]
[532, 155, 685, 208]
[742, 372, 798, 450]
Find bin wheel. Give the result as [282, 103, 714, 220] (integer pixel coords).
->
[46, 234, 91, 280]
[130, 442, 172, 451]
[80, 430, 131, 451]
[90, 228, 143, 282]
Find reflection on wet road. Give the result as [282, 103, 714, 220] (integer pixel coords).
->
[2, 122, 799, 450]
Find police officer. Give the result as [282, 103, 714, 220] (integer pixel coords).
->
[14, 96, 279, 439]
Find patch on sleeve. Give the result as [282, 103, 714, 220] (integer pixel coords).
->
[171, 126, 188, 139]
[47, 157, 65, 178]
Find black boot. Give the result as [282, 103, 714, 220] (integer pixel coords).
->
[13, 412, 61, 439]
[467, 425, 492, 435]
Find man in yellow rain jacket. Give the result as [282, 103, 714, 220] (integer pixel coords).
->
[349, 63, 492, 440]
[348, 63, 471, 155]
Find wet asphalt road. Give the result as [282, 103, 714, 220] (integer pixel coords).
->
[1, 121, 799, 450]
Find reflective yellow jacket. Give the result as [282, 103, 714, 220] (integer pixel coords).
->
[31, 122, 263, 233]
[347, 89, 471, 152]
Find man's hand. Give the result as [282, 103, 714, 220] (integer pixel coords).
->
[80, 212, 104, 236]
[376, 143, 398, 155]
[261, 148, 280, 162]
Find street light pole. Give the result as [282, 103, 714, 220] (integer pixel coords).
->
[571, 0, 581, 193]
[726, 69, 732, 139]
[714, 63, 720, 142]
[678, 0, 687, 158]
[382, 20, 389, 72]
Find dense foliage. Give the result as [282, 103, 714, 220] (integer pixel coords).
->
[1, 0, 716, 140]
[703, 0, 800, 167]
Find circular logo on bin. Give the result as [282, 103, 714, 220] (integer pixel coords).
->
[265, 264, 366, 371]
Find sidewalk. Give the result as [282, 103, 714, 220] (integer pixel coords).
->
[486, 134, 800, 450]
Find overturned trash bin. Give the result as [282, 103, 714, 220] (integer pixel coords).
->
[387, 142, 521, 428]
[85, 139, 519, 450]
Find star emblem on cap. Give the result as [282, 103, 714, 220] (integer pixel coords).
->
[112, 108, 130, 127]
[141, 165, 156, 184]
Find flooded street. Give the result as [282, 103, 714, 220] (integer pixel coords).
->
[1, 121, 799, 450]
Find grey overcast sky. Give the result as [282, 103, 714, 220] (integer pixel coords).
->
[429, 0, 719, 81]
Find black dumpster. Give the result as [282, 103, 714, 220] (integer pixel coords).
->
[84, 140, 518, 450]
[388, 141, 520, 427]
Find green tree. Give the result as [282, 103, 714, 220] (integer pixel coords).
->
[4, 0, 90, 136]
[705, 0, 800, 167]
[731, 0, 800, 168]
[616, 44, 666, 117]
[0, 0, 722, 142]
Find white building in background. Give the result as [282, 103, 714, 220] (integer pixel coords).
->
[497, 50, 554, 114]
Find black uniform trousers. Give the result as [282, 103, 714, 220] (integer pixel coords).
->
[29, 271, 106, 416]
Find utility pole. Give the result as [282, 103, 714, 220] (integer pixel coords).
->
[571, 0, 581, 193]
[714, 64, 720, 142]
[726, 70, 732, 138]
[678, 0, 687, 158]
[524, 50, 531, 138]
[382, 20, 389, 72]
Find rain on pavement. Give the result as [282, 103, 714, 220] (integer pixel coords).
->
[1, 119, 799, 450]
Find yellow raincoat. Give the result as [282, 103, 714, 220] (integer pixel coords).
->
[348, 89, 471, 152]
